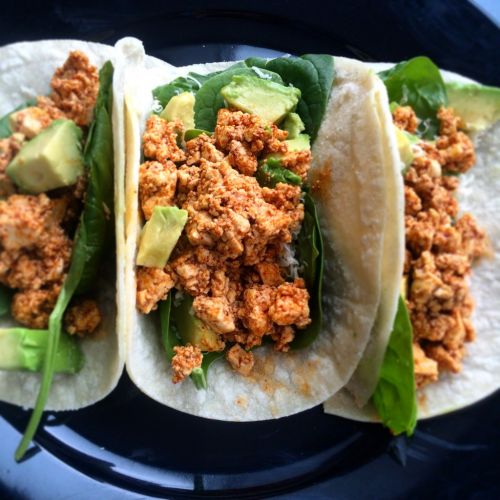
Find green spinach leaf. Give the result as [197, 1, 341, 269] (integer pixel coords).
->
[190, 351, 225, 390]
[153, 76, 202, 111]
[16, 61, 114, 461]
[159, 292, 177, 360]
[256, 157, 302, 187]
[184, 129, 212, 141]
[152, 63, 246, 111]
[372, 296, 417, 436]
[291, 192, 324, 349]
[244, 57, 268, 69]
[0, 286, 11, 317]
[378, 57, 447, 139]
[160, 293, 224, 390]
[76, 61, 115, 293]
[155, 55, 334, 143]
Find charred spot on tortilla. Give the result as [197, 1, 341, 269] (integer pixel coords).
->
[235, 395, 248, 408]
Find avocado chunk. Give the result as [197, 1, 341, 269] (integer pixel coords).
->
[282, 112, 305, 139]
[6, 119, 84, 193]
[221, 75, 301, 124]
[286, 133, 310, 151]
[0, 328, 83, 374]
[172, 295, 224, 352]
[136, 206, 188, 268]
[446, 82, 500, 132]
[160, 91, 195, 130]
[394, 126, 418, 168]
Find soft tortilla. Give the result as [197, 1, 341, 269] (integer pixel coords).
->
[325, 64, 500, 420]
[342, 75, 406, 407]
[122, 41, 394, 420]
[0, 40, 123, 411]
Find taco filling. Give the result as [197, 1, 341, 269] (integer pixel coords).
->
[0, 52, 104, 339]
[394, 104, 489, 387]
[325, 56, 499, 436]
[0, 44, 115, 461]
[135, 74, 321, 387]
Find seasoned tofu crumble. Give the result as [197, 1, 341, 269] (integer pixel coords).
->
[394, 105, 488, 388]
[0, 52, 102, 336]
[137, 109, 313, 381]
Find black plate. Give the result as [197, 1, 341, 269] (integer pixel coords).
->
[1, 2, 500, 498]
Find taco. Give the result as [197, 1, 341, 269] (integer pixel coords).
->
[325, 57, 500, 434]
[121, 41, 403, 420]
[0, 39, 127, 459]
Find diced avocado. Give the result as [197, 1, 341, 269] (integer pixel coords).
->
[172, 296, 224, 352]
[221, 75, 301, 124]
[446, 82, 500, 132]
[0, 328, 83, 374]
[6, 119, 84, 193]
[160, 91, 195, 130]
[136, 206, 188, 268]
[282, 112, 305, 139]
[184, 129, 211, 141]
[394, 126, 417, 168]
[286, 133, 310, 151]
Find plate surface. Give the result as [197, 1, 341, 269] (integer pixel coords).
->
[1, 2, 500, 498]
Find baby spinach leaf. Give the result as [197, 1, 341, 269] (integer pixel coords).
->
[378, 57, 448, 139]
[291, 192, 324, 349]
[372, 296, 417, 436]
[244, 57, 268, 69]
[159, 292, 177, 360]
[0, 99, 37, 139]
[194, 67, 283, 131]
[190, 351, 224, 390]
[0, 286, 11, 317]
[168, 55, 333, 139]
[300, 54, 336, 139]
[256, 157, 302, 188]
[76, 61, 115, 294]
[153, 76, 201, 111]
[16, 61, 114, 461]
[153, 63, 247, 112]
[160, 293, 224, 390]
[189, 62, 247, 84]
[245, 55, 335, 142]
[184, 129, 212, 141]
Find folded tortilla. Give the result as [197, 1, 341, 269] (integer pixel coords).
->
[325, 64, 500, 420]
[121, 40, 402, 420]
[0, 39, 125, 411]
